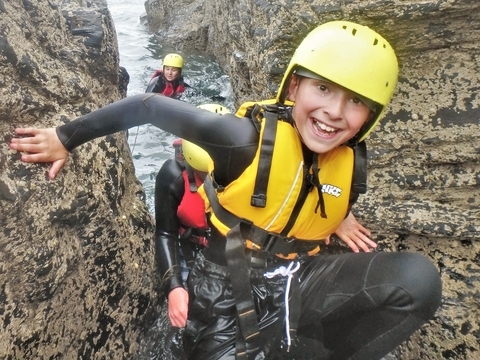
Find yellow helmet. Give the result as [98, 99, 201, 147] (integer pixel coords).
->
[163, 53, 184, 69]
[276, 21, 398, 141]
[182, 104, 231, 172]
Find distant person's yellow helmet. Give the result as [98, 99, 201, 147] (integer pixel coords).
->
[182, 104, 231, 172]
[163, 53, 184, 69]
[276, 20, 398, 142]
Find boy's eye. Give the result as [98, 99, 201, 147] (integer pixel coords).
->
[352, 97, 363, 105]
[317, 84, 328, 91]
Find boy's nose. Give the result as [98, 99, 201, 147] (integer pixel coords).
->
[324, 96, 345, 120]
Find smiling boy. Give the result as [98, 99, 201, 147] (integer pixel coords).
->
[10, 21, 441, 360]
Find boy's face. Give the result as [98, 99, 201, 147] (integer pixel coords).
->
[288, 75, 372, 154]
[163, 66, 181, 81]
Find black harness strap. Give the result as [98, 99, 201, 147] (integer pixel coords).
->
[204, 175, 319, 358]
[204, 176, 320, 257]
[347, 140, 367, 213]
[250, 109, 278, 208]
[203, 175, 241, 227]
[225, 223, 260, 359]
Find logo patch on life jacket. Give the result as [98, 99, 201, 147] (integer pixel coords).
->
[321, 184, 342, 198]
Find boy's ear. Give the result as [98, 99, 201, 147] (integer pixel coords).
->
[287, 74, 300, 101]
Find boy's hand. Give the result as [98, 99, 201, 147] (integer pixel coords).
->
[9, 127, 68, 179]
[325, 212, 377, 253]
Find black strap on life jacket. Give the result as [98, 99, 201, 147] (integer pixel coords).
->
[347, 140, 367, 212]
[250, 106, 278, 208]
[184, 162, 198, 193]
[307, 154, 327, 218]
[352, 140, 367, 194]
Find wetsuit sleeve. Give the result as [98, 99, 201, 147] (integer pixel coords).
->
[55, 94, 259, 184]
[145, 76, 165, 93]
[154, 158, 185, 294]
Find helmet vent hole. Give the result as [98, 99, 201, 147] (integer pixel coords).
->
[352, 28, 357, 36]
[342, 25, 347, 30]
[385, 81, 389, 87]
[373, 39, 378, 46]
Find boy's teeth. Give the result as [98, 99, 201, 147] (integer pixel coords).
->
[315, 120, 336, 133]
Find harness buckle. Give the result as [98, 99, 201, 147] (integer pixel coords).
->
[262, 233, 296, 256]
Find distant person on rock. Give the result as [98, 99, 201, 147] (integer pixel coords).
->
[10, 20, 442, 360]
[146, 53, 190, 98]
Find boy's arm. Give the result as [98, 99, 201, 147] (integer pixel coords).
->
[10, 94, 260, 183]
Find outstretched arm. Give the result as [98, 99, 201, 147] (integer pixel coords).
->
[9, 94, 259, 184]
[325, 212, 377, 253]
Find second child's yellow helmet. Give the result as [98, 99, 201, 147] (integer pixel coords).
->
[277, 21, 398, 142]
[163, 53, 184, 69]
[182, 104, 231, 173]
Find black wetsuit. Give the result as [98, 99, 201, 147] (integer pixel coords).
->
[57, 94, 442, 360]
[155, 157, 207, 295]
[155, 158, 191, 293]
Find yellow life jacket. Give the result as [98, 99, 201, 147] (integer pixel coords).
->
[199, 101, 364, 257]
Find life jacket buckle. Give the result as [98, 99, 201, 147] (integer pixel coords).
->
[250, 194, 267, 208]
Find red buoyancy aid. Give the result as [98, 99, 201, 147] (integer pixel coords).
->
[150, 70, 186, 98]
[177, 169, 209, 246]
[162, 82, 185, 97]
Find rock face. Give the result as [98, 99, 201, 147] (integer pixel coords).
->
[147, 0, 480, 359]
[1, 0, 157, 359]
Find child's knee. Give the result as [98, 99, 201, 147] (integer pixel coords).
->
[397, 253, 442, 318]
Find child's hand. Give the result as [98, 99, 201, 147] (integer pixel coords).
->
[9, 127, 68, 179]
[168, 287, 189, 328]
[325, 212, 377, 253]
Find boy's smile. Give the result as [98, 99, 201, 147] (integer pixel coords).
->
[288, 75, 373, 154]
